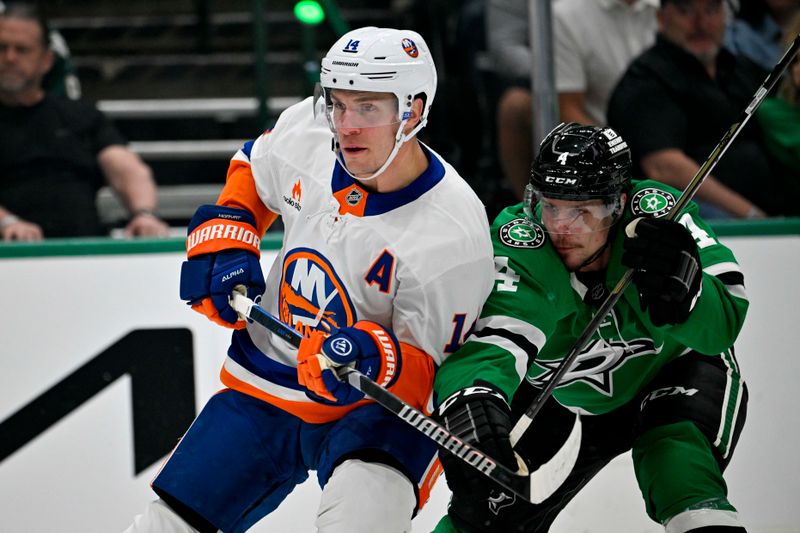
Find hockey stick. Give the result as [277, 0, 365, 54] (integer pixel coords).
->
[509, 33, 800, 446]
[229, 291, 581, 504]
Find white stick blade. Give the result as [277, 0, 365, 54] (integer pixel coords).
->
[528, 414, 581, 504]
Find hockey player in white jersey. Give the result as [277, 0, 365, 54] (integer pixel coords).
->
[125, 27, 494, 533]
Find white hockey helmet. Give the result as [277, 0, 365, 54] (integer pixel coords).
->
[320, 26, 437, 130]
[317, 27, 437, 181]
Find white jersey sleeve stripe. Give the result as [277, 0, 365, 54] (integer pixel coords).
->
[475, 314, 548, 348]
[223, 358, 310, 402]
[703, 262, 742, 277]
[469, 314, 548, 381]
[723, 284, 747, 300]
[703, 262, 747, 300]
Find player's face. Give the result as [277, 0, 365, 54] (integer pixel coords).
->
[328, 90, 401, 179]
[540, 197, 615, 271]
[657, 0, 726, 66]
[0, 17, 52, 95]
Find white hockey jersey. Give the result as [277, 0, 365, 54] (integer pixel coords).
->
[217, 98, 495, 423]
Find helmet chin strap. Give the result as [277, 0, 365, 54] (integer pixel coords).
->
[332, 116, 427, 182]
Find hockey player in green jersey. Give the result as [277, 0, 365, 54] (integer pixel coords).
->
[432, 122, 749, 532]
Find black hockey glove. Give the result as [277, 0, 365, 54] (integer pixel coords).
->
[622, 217, 702, 326]
[433, 382, 518, 532]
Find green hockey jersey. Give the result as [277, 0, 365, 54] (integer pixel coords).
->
[435, 180, 749, 415]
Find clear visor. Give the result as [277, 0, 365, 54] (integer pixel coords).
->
[313, 83, 402, 131]
[527, 189, 621, 235]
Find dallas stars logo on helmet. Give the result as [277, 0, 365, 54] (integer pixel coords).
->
[499, 218, 545, 249]
[630, 188, 676, 218]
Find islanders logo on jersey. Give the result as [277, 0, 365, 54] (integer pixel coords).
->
[402, 38, 419, 58]
[279, 247, 357, 336]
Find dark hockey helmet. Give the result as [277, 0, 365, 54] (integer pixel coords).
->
[528, 122, 632, 201]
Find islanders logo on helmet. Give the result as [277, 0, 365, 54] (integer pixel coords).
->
[279, 248, 357, 336]
[401, 37, 419, 58]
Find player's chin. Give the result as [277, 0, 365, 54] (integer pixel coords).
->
[558, 249, 586, 270]
[344, 161, 379, 179]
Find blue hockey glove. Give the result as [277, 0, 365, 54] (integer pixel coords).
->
[297, 321, 402, 404]
[179, 205, 265, 328]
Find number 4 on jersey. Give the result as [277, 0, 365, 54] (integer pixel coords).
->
[494, 256, 520, 292]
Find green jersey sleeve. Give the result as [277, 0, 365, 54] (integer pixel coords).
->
[434, 206, 570, 401]
[619, 181, 749, 354]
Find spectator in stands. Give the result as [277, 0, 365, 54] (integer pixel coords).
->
[0, 2, 168, 240]
[725, 0, 800, 71]
[554, 0, 658, 125]
[0, 0, 81, 99]
[756, 13, 800, 176]
[487, 0, 658, 198]
[608, 0, 799, 218]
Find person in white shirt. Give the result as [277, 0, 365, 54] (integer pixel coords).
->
[487, 0, 657, 198]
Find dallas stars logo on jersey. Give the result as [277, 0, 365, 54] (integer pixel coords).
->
[499, 218, 545, 249]
[530, 336, 662, 396]
[630, 188, 676, 218]
[528, 309, 663, 397]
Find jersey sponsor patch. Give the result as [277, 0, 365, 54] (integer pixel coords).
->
[630, 188, 676, 218]
[498, 218, 545, 249]
[283, 179, 303, 211]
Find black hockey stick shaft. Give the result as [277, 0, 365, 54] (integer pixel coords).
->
[510, 33, 800, 445]
[229, 292, 581, 504]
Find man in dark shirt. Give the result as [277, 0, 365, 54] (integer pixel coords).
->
[0, 2, 169, 239]
[608, 0, 798, 218]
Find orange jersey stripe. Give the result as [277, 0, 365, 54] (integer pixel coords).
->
[417, 457, 444, 510]
[220, 366, 365, 424]
[218, 158, 279, 235]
